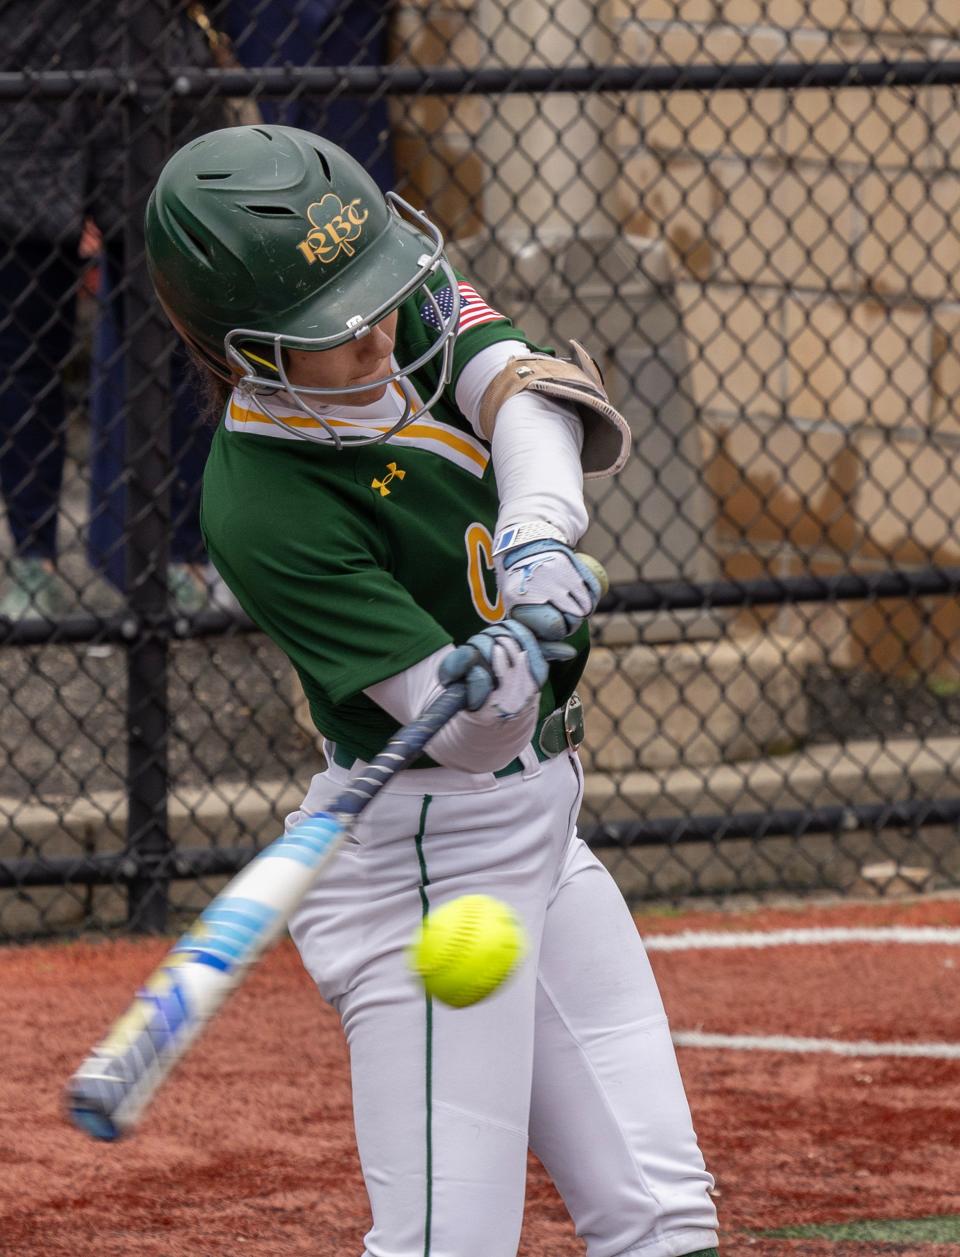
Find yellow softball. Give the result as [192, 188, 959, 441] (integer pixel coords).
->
[407, 894, 527, 1008]
[575, 552, 610, 596]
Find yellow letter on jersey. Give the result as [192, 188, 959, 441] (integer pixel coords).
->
[464, 523, 504, 624]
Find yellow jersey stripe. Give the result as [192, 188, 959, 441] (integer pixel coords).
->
[399, 423, 488, 473]
[227, 398, 489, 476]
[229, 399, 390, 432]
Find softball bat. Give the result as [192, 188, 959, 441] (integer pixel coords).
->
[65, 683, 468, 1141]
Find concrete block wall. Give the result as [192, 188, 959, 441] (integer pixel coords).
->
[388, 0, 487, 240]
[389, 0, 960, 683]
[609, 2, 960, 677]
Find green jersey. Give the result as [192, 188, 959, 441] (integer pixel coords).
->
[201, 275, 589, 762]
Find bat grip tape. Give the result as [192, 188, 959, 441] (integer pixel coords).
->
[330, 682, 468, 818]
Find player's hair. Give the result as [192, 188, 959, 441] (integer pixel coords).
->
[186, 350, 232, 426]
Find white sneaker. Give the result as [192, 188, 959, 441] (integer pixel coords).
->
[0, 557, 72, 620]
[167, 563, 209, 615]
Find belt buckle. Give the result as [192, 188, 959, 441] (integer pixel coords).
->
[537, 691, 585, 758]
[562, 691, 585, 751]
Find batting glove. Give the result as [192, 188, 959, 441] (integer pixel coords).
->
[438, 619, 576, 720]
[493, 532, 603, 642]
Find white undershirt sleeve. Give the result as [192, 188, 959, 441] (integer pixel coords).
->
[455, 339, 589, 546]
[454, 339, 529, 431]
[359, 338, 592, 773]
[490, 392, 588, 545]
[364, 646, 538, 773]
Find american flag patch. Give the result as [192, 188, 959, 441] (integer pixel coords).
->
[420, 282, 505, 335]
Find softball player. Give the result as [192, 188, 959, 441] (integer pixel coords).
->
[146, 124, 719, 1257]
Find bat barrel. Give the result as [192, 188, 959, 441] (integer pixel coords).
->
[63, 682, 468, 1141]
[63, 814, 348, 1141]
[66, 978, 208, 1140]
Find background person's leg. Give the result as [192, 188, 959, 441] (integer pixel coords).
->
[87, 251, 215, 612]
[0, 237, 77, 617]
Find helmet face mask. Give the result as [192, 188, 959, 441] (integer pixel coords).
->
[224, 193, 461, 448]
[145, 126, 462, 447]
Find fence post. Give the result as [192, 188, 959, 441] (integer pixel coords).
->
[123, 0, 172, 932]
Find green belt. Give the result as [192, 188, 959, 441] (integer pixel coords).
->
[329, 691, 585, 778]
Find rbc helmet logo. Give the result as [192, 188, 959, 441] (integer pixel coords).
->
[297, 194, 369, 265]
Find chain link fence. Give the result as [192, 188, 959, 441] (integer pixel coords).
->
[2, 0, 960, 937]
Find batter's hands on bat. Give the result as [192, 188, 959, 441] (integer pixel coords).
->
[494, 537, 605, 642]
[438, 620, 576, 721]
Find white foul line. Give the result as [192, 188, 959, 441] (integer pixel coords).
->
[644, 926, 960, 951]
[673, 1031, 960, 1060]
[653, 927, 960, 1059]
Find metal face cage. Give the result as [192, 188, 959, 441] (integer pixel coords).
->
[224, 194, 462, 448]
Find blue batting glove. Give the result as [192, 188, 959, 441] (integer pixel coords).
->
[439, 619, 576, 717]
[495, 538, 604, 640]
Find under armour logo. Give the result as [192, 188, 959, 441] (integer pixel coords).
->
[371, 461, 406, 497]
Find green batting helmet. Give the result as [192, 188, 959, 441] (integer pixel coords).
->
[145, 124, 460, 446]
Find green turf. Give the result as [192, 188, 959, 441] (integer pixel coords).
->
[762, 1215, 960, 1242]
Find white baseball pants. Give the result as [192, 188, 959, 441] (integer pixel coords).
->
[287, 747, 719, 1257]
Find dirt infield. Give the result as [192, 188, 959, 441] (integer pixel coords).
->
[3, 895, 960, 1256]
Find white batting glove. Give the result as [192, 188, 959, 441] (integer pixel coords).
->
[438, 620, 576, 722]
[493, 528, 603, 642]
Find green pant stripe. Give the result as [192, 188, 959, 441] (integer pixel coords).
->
[414, 794, 434, 1257]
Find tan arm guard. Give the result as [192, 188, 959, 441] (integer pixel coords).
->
[477, 340, 632, 479]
